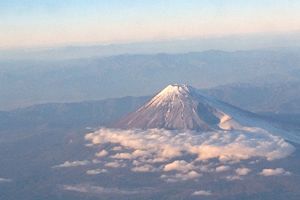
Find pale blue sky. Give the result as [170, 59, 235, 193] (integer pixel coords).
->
[1, 0, 300, 48]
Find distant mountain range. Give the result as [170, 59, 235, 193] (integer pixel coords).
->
[1, 48, 300, 110]
[205, 81, 300, 113]
[2, 34, 300, 60]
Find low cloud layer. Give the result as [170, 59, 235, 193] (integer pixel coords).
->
[83, 128, 294, 181]
[224, 167, 252, 180]
[63, 184, 143, 195]
[0, 178, 12, 183]
[259, 168, 291, 176]
[216, 165, 231, 172]
[86, 168, 108, 175]
[53, 160, 90, 168]
[236, 168, 251, 176]
[192, 190, 212, 196]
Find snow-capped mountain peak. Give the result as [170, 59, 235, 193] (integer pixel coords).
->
[155, 84, 192, 98]
[116, 84, 240, 131]
[144, 84, 195, 107]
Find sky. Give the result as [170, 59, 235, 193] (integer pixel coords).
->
[1, 0, 300, 49]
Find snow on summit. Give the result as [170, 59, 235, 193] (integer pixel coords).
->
[149, 84, 194, 105]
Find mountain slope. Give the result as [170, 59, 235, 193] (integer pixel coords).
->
[0, 96, 148, 133]
[116, 84, 300, 143]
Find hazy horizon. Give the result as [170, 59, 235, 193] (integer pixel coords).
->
[1, 33, 300, 61]
[2, 0, 300, 49]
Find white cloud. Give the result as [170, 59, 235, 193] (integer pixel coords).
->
[105, 161, 126, 168]
[131, 164, 157, 172]
[85, 128, 294, 182]
[259, 168, 291, 176]
[91, 159, 102, 164]
[86, 168, 108, 175]
[62, 184, 141, 195]
[236, 167, 251, 176]
[112, 146, 123, 151]
[52, 160, 90, 168]
[95, 150, 108, 157]
[224, 168, 251, 181]
[163, 160, 195, 172]
[192, 190, 212, 196]
[111, 152, 134, 159]
[161, 170, 201, 182]
[86, 128, 294, 163]
[0, 178, 12, 183]
[226, 175, 242, 181]
[215, 165, 231, 172]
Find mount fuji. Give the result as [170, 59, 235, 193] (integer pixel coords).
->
[116, 84, 299, 143]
